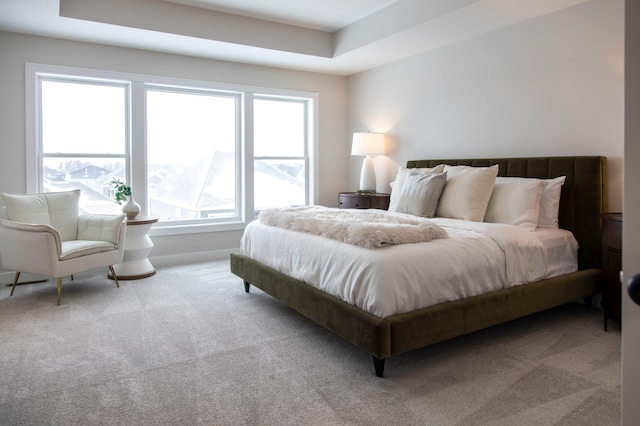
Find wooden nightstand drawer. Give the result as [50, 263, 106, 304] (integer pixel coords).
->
[340, 196, 370, 209]
[338, 192, 390, 210]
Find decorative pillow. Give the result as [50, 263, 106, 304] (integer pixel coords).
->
[436, 164, 499, 222]
[537, 176, 566, 228]
[393, 172, 447, 217]
[484, 177, 545, 231]
[389, 164, 444, 211]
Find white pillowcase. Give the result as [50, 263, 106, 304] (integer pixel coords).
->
[436, 164, 499, 222]
[393, 172, 447, 217]
[537, 176, 566, 228]
[389, 164, 445, 211]
[484, 177, 545, 231]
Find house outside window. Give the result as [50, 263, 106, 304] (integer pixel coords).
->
[26, 64, 317, 233]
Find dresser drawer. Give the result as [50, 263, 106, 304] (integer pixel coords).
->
[603, 215, 622, 251]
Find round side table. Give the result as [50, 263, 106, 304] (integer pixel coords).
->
[109, 216, 158, 280]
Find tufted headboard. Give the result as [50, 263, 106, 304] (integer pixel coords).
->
[406, 156, 607, 271]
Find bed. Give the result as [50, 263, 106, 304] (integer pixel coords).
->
[230, 156, 607, 377]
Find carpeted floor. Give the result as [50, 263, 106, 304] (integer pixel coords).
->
[0, 260, 621, 425]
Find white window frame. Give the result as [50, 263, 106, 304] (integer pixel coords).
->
[143, 83, 243, 225]
[253, 94, 312, 211]
[35, 75, 132, 202]
[25, 63, 319, 236]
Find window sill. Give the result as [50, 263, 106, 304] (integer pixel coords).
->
[149, 220, 251, 237]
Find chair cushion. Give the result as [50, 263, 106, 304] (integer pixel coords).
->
[60, 240, 118, 260]
[77, 214, 125, 245]
[1, 190, 80, 241]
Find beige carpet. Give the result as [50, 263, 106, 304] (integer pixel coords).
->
[0, 260, 621, 425]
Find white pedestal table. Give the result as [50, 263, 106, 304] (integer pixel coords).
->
[109, 216, 158, 280]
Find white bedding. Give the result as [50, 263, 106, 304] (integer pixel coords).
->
[533, 227, 579, 277]
[240, 215, 577, 319]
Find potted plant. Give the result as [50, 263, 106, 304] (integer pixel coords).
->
[110, 177, 139, 220]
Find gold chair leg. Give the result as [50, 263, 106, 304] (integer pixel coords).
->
[56, 277, 62, 306]
[108, 266, 120, 288]
[10, 272, 20, 296]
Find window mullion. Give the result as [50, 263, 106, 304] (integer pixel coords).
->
[131, 81, 145, 214]
[244, 92, 255, 221]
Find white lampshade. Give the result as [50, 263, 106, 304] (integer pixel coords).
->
[351, 132, 386, 192]
[351, 132, 386, 156]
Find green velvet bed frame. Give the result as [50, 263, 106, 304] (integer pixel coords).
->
[230, 156, 607, 377]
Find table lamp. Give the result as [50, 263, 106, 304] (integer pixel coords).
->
[351, 132, 386, 193]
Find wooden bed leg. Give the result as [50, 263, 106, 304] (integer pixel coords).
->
[244, 281, 250, 293]
[373, 357, 385, 378]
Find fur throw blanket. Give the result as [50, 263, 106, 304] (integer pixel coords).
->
[258, 206, 447, 249]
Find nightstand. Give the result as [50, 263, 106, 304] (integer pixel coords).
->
[338, 192, 390, 210]
[601, 213, 622, 331]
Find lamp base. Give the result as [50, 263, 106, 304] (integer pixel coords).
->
[358, 156, 377, 193]
[356, 189, 377, 195]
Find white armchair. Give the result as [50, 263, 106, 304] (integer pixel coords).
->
[0, 190, 126, 305]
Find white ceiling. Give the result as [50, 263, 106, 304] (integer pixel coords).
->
[0, 0, 591, 76]
[165, 0, 401, 32]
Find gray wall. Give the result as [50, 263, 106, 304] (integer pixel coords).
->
[347, 0, 624, 212]
[0, 31, 348, 272]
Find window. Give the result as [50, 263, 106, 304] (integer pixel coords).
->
[27, 64, 317, 233]
[145, 87, 240, 222]
[253, 97, 308, 211]
[38, 77, 129, 215]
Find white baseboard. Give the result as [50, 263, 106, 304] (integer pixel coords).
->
[0, 272, 49, 287]
[149, 248, 238, 267]
[0, 248, 239, 286]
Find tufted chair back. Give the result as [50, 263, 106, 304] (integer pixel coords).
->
[1, 189, 80, 241]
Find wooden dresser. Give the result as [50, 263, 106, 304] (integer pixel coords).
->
[601, 213, 622, 330]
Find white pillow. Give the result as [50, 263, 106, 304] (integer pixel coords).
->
[436, 164, 499, 222]
[389, 164, 445, 211]
[484, 177, 545, 231]
[393, 172, 447, 217]
[537, 176, 566, 228]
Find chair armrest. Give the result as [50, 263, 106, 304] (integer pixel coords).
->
[77, 214, 126, 245]
[0, 218, 63, 260]
[0, 218, 62, 241]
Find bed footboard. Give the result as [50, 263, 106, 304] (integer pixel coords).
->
[230, 253, 392, 362]
[231, 253, 601, 377]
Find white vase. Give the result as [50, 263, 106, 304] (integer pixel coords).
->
[123, 194, 140, 220]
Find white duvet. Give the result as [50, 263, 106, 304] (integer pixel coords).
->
[240, 216, 563, 318]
